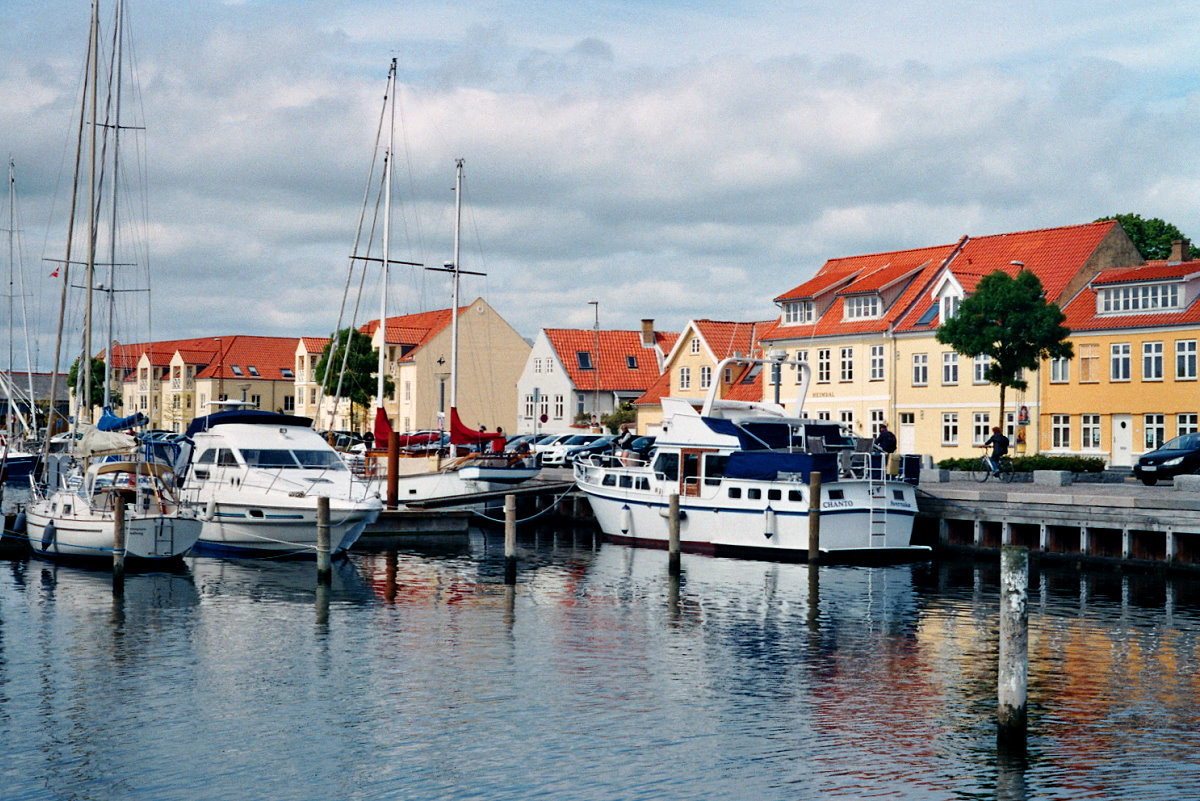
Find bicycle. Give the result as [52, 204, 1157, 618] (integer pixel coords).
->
[971, 449, 1015, 483]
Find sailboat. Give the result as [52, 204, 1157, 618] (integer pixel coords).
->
[341, 61, 537, 506]
[22, 0, 202, 563]
[1, 159, 40, 483]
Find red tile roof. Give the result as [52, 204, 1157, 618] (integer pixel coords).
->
[299, 336, 330, 351]
[546, 328, 676, 392]
[1062, 261, 1200, 331]
[194, 336, 300, 381]
[1091, 260, 1200, 285]
[773, 265, 860, 302]
[894, 221, 1125, 333]
[690, 319, 773, 360]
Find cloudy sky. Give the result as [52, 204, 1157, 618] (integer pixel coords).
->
[2, 0, 1199, 370]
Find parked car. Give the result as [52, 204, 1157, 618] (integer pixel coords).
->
[542, 434, 604, 467]
[564, 435, 618, 466]
[1134, 433, 1200, 485]
[533, 433, 575, 455]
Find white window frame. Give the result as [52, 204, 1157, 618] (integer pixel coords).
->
[869, 345, 884, 381]
[912, 353, 928, 386]
[972, 412, 991, 446]
[1145, 413, 1165, 451]
[1177, 340, 1197, 381]
[783, 301, 814, 325]
[844, 295, 881, 320]
[1052, 414, 1070, 449]
[1179, 413, 1199, 437]
[699, 365, 712, 389]
[839, 347, 854, 382]
[940, 294, 960, 323]
[1110, 343, 1131, 382]
[794, 350, 808, 384]
[941, 412, 958, 446]
[690, 338, 701, 354]
[1142, 341, 1164, 381]
[817, 349, 831, 383]
[1081, 414, 1101, 449]
[1050, 357, 1070, 384]
[869, 409, 885, 437]
[942, 352, 958, 385]
[973, 354, 990, 385]
[678, 366, 691, 390]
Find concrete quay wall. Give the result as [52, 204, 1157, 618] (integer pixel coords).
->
[916, 476, 1200, 571]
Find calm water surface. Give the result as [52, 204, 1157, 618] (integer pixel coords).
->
[0, 526, 1198, 800]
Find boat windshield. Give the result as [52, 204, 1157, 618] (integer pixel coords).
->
[293, 450, 347, 470]
[239, 449, 300, 468]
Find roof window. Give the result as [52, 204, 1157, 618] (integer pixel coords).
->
[626, 355, 637, 369]
[577, 351, 594, 370]
[230, 365, 244, 377]
[248, 366, 260, 377]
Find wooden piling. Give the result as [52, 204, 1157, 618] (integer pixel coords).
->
[668, 493, 681, 575]
[386, 431, 400, 510]
[112, 495, 126, 595]
[998, 545, 1028, 752]
[807, 471, 822, 564]
[316, 496, 331, 586]
[504, 494, 517, 584]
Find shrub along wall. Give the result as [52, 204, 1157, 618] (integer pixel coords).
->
[938, 455, 1108, 473]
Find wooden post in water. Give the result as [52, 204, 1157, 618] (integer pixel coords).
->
[504, 494, 517, 584]
[807, 471, 822, 564]
[998, 545, 1028, 752]
[112, 495, 126, 594]
[386, 431, 400, 510]
[668, 493, 681, 575]
[316, 496, 331, 586]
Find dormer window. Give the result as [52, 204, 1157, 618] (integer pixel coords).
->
[844, 295, 880, 320]
[577, 351, 593, 370]
[940, 294, 960, 323]
[1097, 283, 1181, 314]
[782, 301, 814, 325]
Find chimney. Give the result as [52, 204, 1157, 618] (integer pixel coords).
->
[1170, 239, 1191, 263]
[640, 319, 655, 347]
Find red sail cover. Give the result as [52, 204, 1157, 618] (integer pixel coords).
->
[449, 407, 505, 450]
[373, 406, 394, 445]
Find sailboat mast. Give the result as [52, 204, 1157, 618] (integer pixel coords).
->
[376, 58, 395, 416]
[104, 0, 125, 410]
[450, 158, 462, 412]
[81, 0, 99, 425]
[6, 159, 13, 436]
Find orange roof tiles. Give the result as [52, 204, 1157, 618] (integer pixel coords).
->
[690, 319, 773, 360]
[546, 328, 676, 392]
[1092, 260, 1200, 285]
[194, 336, 300, 381]
[1062, 260, 1200, 331]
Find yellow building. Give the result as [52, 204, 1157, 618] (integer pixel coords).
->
[1044, 245, 1200, 467]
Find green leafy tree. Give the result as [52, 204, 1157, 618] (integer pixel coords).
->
[68, 356, 110, 410]
[601, 402, 637, 434]
[935, 269, 1073, 425]
[314, 328, 394, 429]
[1096, 213, 1190, 261]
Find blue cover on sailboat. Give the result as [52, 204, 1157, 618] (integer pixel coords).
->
[97, 406, 149, 431]
[723, 451, 837, 482]
[184, 410, 314, 438]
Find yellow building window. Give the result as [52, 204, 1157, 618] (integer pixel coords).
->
[1078, 344, 1099, 383]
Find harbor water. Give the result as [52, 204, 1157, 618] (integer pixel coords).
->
[1, 527, 1198, 800]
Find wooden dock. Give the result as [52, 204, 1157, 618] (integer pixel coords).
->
[916, 474, 1200, 570]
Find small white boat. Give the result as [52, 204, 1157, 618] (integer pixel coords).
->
[575, 356, 929, 562]
[24, 459, 202, 562]
[179, 407, 383, 557]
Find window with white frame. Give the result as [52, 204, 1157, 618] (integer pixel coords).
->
[1081, 414, 1101, 449]
[554, 395, 564, 419]
[869, 345, 884, 381]
[1110, 343, 1131, 381]
[1052, 415, 1070, 449]
[678, 366, 691, 390]
[1097, 283, 1181, 314]
[1079, 343, 1100, 383]
[973, 412, 991, 446]
[1143, 341, 1164, 381]
[1177, 340, 1197, 380]
[1050, 357, 1070, 383]
[577, 394, 586, 416]
[844, 295, 880, 320]
[816, 410, 831, 421]
[794, 350, 808, 384]
[973, 354, 990, 385]
[940, 294, 960, 323]
[524, 394, 535, 417]
[700, 365, 712, 389]
[545, 359, 553, 373]
[817, 349, 831, 383]
[1179, 413, 1199, 436]
[942, 352, 958, 385]
[533, 358, 542, 374]
[912, 353, 928, 386]
[839, 409, 854, 429]
[1005, 411, 1016, 440]
[869, 409, 885, 437]
[839, 347, 854, 382]
[942, 413, 958, 446]
[724, 367, 733, 383]
[690, 338, 701, 354]
[539, 394, 549, 419]
[783, 301, 814, 325]
[1145, 414, 1165, 450]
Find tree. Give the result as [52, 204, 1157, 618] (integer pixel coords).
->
[68, 356, 110, 411]
[1096, 214, 1190, 261]
[935, 270, 1073, 426]
[314, 327, 394, 429]
[601, 402, 637, 434]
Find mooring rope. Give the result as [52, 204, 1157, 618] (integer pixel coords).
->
[473, 484, 581, 525]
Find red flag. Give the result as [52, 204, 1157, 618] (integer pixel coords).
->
[373, 406, 393, 446]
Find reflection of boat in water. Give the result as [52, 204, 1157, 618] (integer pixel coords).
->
[577, 356, 927, 562]
[186, 554, 375, 605]
[23, 559, 200, 611]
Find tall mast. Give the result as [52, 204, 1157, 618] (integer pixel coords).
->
[449, 158, 463, 413]
[6, 160, 13, 436]
[376, 58, 395, 416]
[81, 0, 99, 425]
[103, 0, 125, 409]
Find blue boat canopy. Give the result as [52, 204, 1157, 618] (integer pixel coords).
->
[185, 410, 314, 439]
[97, 406, 149, 432]
[723, 451, 837, 482]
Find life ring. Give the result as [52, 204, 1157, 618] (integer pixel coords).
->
[41, 520, 56, 551]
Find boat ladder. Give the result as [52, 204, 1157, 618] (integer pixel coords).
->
[866, 460, 888, 543]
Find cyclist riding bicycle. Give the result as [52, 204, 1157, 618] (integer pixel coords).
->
[982, 426, 1010, 476]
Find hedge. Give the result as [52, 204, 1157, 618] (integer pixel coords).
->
[937, 454, 1107, 473]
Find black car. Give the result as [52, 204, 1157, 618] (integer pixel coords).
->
[1134, 433, 1200, 485]
[563, 435, 618, 466]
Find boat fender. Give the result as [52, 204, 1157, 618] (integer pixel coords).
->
[205, 499, 217, 521]
[42, 520, 56, 551]
[620, 504, 631, 536]
[764, 506, 776, 539]
[13, 511, 25, 534]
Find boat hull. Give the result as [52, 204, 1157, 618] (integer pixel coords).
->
[24, 505, 202, 562]
[576, 463, 926, 562]
[189, 498, 382, 558]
